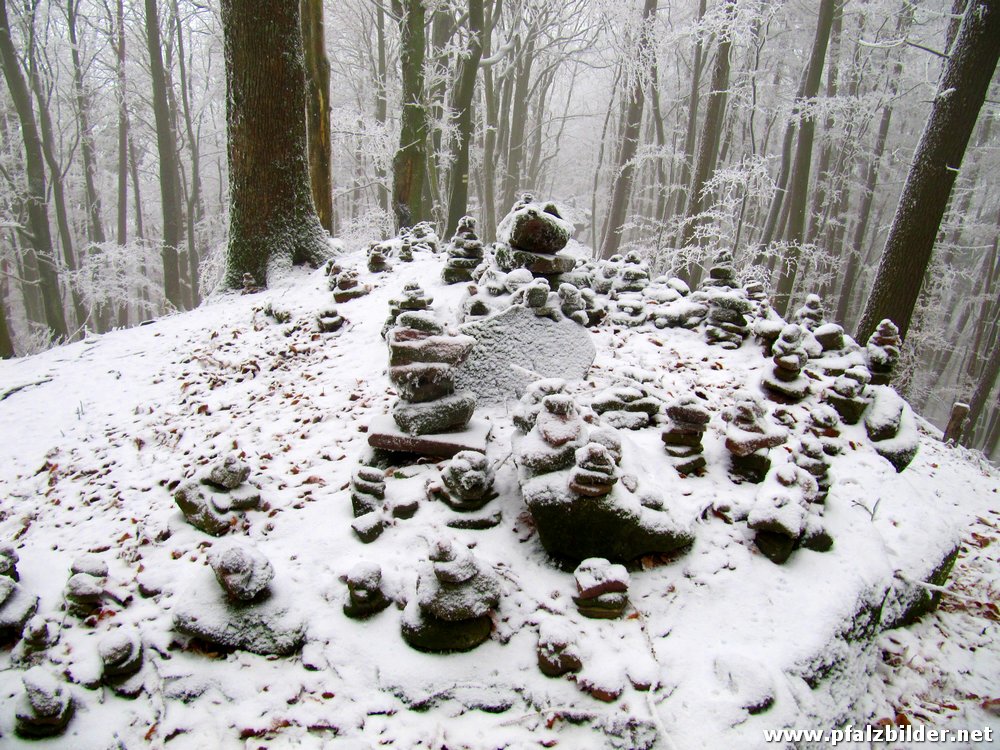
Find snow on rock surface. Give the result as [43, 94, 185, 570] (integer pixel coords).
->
[0, 248, 996, 748]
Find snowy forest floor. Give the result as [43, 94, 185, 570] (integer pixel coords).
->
[0, 248, 997, 749]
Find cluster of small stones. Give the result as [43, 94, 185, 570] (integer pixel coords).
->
[99, 626, 145, 698]
[536, 619, 583, 678]
[762, 324, 811, 402]
[793, 294, 825, 331]
[647, 277, 705, 329]
[723, 391, 788, 483]
[748, 462, 832, 564]
[382, 281, 433, 338]
[367, 241, 391, 273]
[426, 450, 498, 521]
[462, 265, 604, 326]
[866, 319, 902, 385]
[342, 562, 391, 619]
[316, 305, 346, 333]
[407, 221, 440, 254]
[589, 384, 662, 430]
[865, 387, 919, 472]
[387, 312, 477, 436]
[0, 547, 38, 644]
[327, 263, 371, 303]
[701, 251, 752, 348]
[63, 555, 110, 619]
[572, 557, 629, 619]
[401, 538, 501, 652]
[14, 668, 74, 738]
[173, 454, 260, 536]
[825, 365, 872, 425]
[494, 194, 575, 280]
[442, 216, 486, 284]
[661, 395, 711, 474]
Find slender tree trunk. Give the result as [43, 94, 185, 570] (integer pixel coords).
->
[391, 0, 428, 229]
[220, 0, 330, 288]
[773, 0, 836, 316]
[500, 34, 535, 213]
[302, 0, 333, 234]
[669, 0, 706, 224]
[445, 0, 484, 237]
[600, 0, 657, 259]
[115, 0, 128, 245]
[0, 270, 12, 357]
[145, 0, 184, 309]
[0, 0, 67, 341]
[856, 0, 1000, 344]
[173, 0, 202, 306]
[374, 2, 389, 213]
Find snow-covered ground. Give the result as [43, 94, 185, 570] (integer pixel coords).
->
[0, 248, 996, 749]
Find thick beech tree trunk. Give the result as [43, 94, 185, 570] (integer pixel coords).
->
[856, 0, 1000, 344]
[302, 0, 333, 234]
[221, 0, 330, 289]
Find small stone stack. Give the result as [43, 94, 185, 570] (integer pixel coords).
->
[1, 545, 18, 580]
[382, 282, 434, 338]
[762, 324, 811, 402]
[401, 539, 501, 652]
[825, 365, 871, 424]
[316, 307, 346, 333]
[747, 464, 822, 564]
[349, 465, 387, 543]
[64, 556, 108, 619]
[174, 455, 260, 536]
[443, 216, 485, 284]
[590, 385, 661, 429]
[704, 292, 752, 349]
[612, 252, 650, 294]
[342, 562, 391, 619]
[512, 378, 568, 433]
[386, 314, 476, 435]
[813, 323, 845, 354]
[14, 668, 73, 738]
[494, 199, 574, 281]
[611, 295, 648, 327]
[723, 392, 788, 483]
[592, 255, 623, 295]
[330, 268, 371, 303]
[866, 319, 902, 386]
[537, 619, 583, 678]
[99, 627, 144, 697]
[558, 283, 589, 325]
[426, 450, 497, 512]
[744, 280, 768, 307]
[568, 443, 619, 497]
[0, 565, 37, 644]
[572, 558, 629, 619]
[517, 394, 585, 476]
[367, 242, 391, 273]
[795, 434, 830, 502]
[807, 404, 843, 457]
[792, 294, 825, 331]
[752, 304, 786, 355]
[396, 228, 414, 261]
[410, 221, 440, 253]
[662, 395, 711, 474]
[700, 249, 738, 291]
[212, 545, 274, 602]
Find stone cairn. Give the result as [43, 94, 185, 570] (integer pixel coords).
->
[0, 548, 37, 644]
[329, 266, 371, 304]
[442, 216, 485, 284]
[762, 324, 811, 402]
[382, 282, 433, 338]
[174, 543, 304, 656]
[367, 241, 391, 273]
[342, 562, 391, 619]
[865, 387, 919, 472]
[409, 221, 440, 253]
[14, 668, 73, 738]
[99, 626, 144, 697]
[385, 312, 477, 436]
[494, 196, 575, 281]
[792, 294, 825, 331]
[723, 391, 788, 483]
[592, 254, 623, 295]
[568, 443, 619, 498]
[612, 252, 650, 294]
[701, 248, 738, 291]
[396, 228, 414, 261]
[611, 295, 648, 327]
[704, 291, 752, 349]
[807, 404, 843, 457]
[572, 557, 629, 619]
[748, 463, 829, 564]
[536, 619, 582, 678]
[316, 307, 346, 333]
[752, 304, 786, 356]
[866, 319, 901, 386]
[174, 454, 260, 536]
[401, 538, 501, 653]
[349, 465, 388, 543]
[590, 384, 661, 430]
[426, 450, 497, 513]
[825, 364, 872, 424]
[63, 555, 108, 619]
[661, 394, 711, 475]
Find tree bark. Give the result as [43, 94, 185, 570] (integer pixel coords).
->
[856, 0, 1000, 344]
[173, 0, 203, 306]
[302, 0, 333, 234]
[115, 0, 128, 246]
[0, 0, 67, 341]
[391, 0, 428, 229]
[669, 0, 707, 224]
[145, 0, 184, 309]
[221, 0, 330, 288]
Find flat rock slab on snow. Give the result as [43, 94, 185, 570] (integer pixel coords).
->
[368, 414, 492, 457]
[453, 305, 596, 404]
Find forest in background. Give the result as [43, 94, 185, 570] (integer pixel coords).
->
[0, 0, 997, 458]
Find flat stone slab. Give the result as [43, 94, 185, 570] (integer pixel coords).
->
[453, 305, 596, 404]
[368, 415, 491, 458]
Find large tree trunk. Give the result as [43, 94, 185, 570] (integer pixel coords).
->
[444, 0, 484, 238]
[0, 0, 67, 341]
[773, 0, 836, 316]
[302, 0, 333, 234]
[678, 0, 735, 285]
[115, 0, 128, 246]
[855, 0, 1000, 344]
[374, 1, 389, 214]
[173, 0, 203, 306]
[392, 0, 428, 229]
[144, 0, 184, 310]
[600, 0, 657, 260]
[221, 0, 330, 288]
